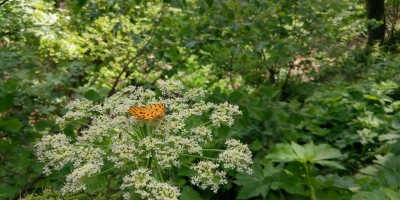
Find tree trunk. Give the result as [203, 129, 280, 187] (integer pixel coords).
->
[366, 0, 386, 45]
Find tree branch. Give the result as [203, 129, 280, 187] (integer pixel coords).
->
[107, 6, 168, 97]
[280, 61, 295, 100]
[150, 50, 197, 85]
[11, 173, 44, 200]
[107, 38, 151, 97]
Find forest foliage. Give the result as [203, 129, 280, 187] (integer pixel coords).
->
[2, 0, 400, 199]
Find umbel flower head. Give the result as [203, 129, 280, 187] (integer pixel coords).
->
[35, 79, 253, 199]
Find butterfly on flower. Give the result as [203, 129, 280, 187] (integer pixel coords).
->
[127, 103, 166, 120]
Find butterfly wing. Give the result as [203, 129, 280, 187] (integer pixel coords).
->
[127, 106, 147, 119]
[150, 104, 165, 119]
[128, 103, 166, 120]
[143, 104, 165, 120]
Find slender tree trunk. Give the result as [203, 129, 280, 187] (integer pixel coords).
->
[366, 0, 386, 45]
[55, 0, 65, 9]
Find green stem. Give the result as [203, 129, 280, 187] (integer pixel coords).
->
[278, 188, 284, 200]
[153, 155, 164, 182]
[182, 163, 192, 168]
[202, 149, 224, 152]
[75, 120, 90, 126]
[73, 143, 108, 147]
[146, 157, 152, 168]
[89, 167, 116, 178]
[303, 163, 316, 200]
[180, 154, 218, 161]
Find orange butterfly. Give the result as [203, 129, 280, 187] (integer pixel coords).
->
[127, 103, 166, 120]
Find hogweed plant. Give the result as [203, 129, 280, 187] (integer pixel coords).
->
[35, 80, 253, 199]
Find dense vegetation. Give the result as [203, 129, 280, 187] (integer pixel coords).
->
[2, 0, 400, 199]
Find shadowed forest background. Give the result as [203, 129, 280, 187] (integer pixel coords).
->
[2, 0, 400, 199]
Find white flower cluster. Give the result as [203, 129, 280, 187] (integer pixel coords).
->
[210, 102, 242, 127]
[218, 139, 253, 174]
[35, 79, 252, 197]
[190, 161, 228, 193]
[56, 98, 93, 125]
[35, 134, 75, 175]
[121, 168, 180, 200]
[35, 134, 105, 193]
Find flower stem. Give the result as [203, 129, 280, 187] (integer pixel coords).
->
[180, 154, 218, 161]
[146, 157, 152, 168]
[153, 155, 164, 182]
[303, 163, 316, 200]
[202, 149, 224, 152]
[89, 167, 116, 178]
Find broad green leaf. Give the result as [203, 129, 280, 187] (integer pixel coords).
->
[380, 187, 400, 200]
[265, 143, 296, 162]
[363, 95, 379, 101]
[316, 174, 358, 189]
[0, 117, 23, 133]
[266, 142, 344, 169]
[236, 183, 269, 199]
[0, 94, 13, 112]
[359, 154, 400, 186]
[250, 140, 263, 151]
[235, 165, 271, 199]
[391, 117, 400, 130]
[84, 89, 101, 102]
[206, 0, 213, 7]
[311, 144, 343, 161]
[316, 160, 345, 169]
[379, 133, 400, 141]
[179, 186, 202, 200]
[351, 188, 400, 200]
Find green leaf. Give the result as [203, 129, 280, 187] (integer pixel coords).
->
[206, 0, 213, 7]
[235, 165, 272, 199]
[351, 188, 400, 200]
[359, 154, 400, 186]
[250, 140, 263, 151]
[316, 160, 345, 169]
[84, 89, 101, 102]
[364, 95, 379, 100]
[265, 143, 296, 162]
[0, 117, 23, 132]
[0, 94, 13, 112]
[77, 0, 88, 7]
[316, 174, 358, 189]
[266, 142, 344, 169]
[236, 183, 269, 199]
[179, 186, 202, 200]
[379, 133, 400, 141]
[391, 116, 400, 130]
[380, 187, 400, 200]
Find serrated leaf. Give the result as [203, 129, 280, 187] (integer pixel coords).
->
[351, 188, 400, 200]
[311, 143, 343, 161]
[267, 142, 343, 168]
[265, 143, 296, 162]
[317, 160, 345, 169]
[380, 187, 400, 200]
